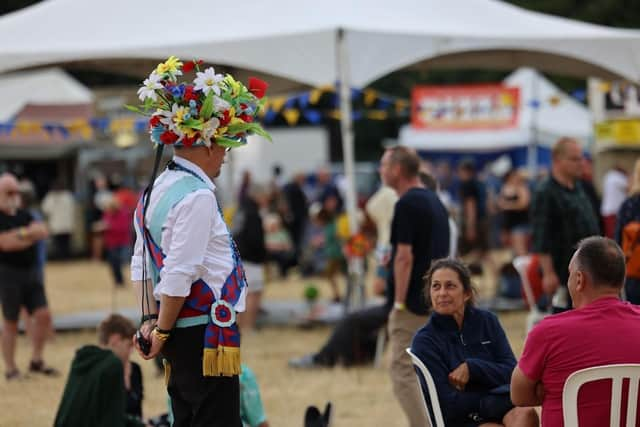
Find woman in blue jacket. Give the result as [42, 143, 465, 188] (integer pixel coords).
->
[411, 259, 538, 427]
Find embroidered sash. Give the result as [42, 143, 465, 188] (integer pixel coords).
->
[134, 168, 246, 376]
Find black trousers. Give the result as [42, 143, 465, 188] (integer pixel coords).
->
[161, 325, 241, 427]
[316, 304, 390, 366]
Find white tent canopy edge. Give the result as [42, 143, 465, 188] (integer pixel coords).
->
[2, 0, 640, 241]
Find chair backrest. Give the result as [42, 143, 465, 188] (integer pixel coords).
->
[562, 364, 640, 427]
[406, 348, 445, 427]
[512, 255, 537, 311]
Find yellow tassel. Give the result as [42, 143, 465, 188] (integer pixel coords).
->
[203, 347, 241, 377]
[163, 359, 171, 387]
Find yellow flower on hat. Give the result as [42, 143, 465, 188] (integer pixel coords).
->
[224, 74, 242, 97]
[156, 56, 183, 76]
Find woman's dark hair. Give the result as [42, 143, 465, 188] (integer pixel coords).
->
[422, 258, 476, 308]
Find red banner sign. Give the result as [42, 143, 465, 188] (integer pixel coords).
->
[411, 84, 519, 130]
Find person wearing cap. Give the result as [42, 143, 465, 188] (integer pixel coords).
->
[130, 57, 270, 427]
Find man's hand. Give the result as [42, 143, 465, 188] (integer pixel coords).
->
[143, 330, 166, 360]
[133, 323, 161, 359]
[26, 222, 48, 240]
[448, 362, 470, 391]
[542, 271, 560, 295]
[372, 276, 386, 296]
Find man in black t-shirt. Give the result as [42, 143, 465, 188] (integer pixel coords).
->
[380, 146, 450, 427]
[0, 173, 53, 380]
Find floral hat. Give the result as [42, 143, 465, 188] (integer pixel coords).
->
[127, 56, 271, 148]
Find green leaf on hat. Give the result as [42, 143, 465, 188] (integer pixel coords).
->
[226, 122, 272, 142]
[181, 118, 204, 130]
[215, 136, 246, 148]
[124, 104, 149, 115]
[200, 90, 215, 120]
[143, 97, 154, 111]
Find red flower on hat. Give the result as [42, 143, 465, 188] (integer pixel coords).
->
[149, 115, 161, 128]
[182, 62, 195, 73]
[239, 114, 253, 123]
[181, 133, 199, 147]
[220, 110, 231, 127]
[182, 59, 204, 73]
[184, 85, 198, 102]
[160, 130, 179, 145]
[248, 77, 268, 99]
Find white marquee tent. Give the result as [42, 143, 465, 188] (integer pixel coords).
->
[399, 67, 594, 153]
[3, 0, 640, 232]
[0, 68, 93, 121]
[2, 0, 640, 85]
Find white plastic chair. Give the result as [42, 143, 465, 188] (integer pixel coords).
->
[512, 255, 548, 333]
[406, 348, 445, 427]
[563, 364, 640, 427]
[373, 325, 386, 368]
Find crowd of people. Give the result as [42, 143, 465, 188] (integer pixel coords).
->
[288, 140, 640, 427]
[0, 131, 639, 426]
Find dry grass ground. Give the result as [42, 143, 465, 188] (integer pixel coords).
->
[0, 260, 528, 427]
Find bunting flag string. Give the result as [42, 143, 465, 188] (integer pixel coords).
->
[0, 83, 584, 141]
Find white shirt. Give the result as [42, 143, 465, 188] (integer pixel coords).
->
[365, 185, 398, 252]
[600, 169, 628, 216]
[130, 156, 246, 311]
[41, 190, 75, 234]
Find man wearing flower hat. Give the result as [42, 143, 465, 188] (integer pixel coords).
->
[130, 57, 269, 427]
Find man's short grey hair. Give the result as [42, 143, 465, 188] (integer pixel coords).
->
[574, 236, 626, 289]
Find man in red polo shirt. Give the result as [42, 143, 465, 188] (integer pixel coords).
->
[511, 236, 640, 426]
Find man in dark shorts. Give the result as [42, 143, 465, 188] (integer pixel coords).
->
[0, 173, 54, 380]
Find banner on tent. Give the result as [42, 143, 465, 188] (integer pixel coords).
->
[595, 119, 640, 146]
[411, 84, 519, 131]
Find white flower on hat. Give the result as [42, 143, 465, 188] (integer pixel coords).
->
[213, 96, 231, 113]
[137, 72, 163, 101]
[194, 67, 224, 95]
[157, 104, 184, 138]
[201, 117, 221, 146]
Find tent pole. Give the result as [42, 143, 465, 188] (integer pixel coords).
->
[337, 28, 364, 310]
[528, 70, 539, 177]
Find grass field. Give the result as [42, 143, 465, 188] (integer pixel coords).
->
[0, 260, 528, 427]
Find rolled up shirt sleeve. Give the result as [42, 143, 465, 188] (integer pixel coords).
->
[154, 192, 215, 298]
[130, 214, 144, 282]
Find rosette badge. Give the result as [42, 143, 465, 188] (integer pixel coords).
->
[126, 56, 271, 148]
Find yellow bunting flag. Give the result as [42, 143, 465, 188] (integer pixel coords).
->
[548, 95, 561, 106]
[269, 97, 286, 113]
[282, 108, 301, 126]
[395, 99, 409, 115]
[364, 89, 378, 107]
[14, 121, 43, 136]
[327, 110, 342, 120]
[68, 119, 93, 139]
[598, 82, 611, 93]
[367, 110, 389, 120]
[309, 89, 323, 105]
[109, 118, 134, 134]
